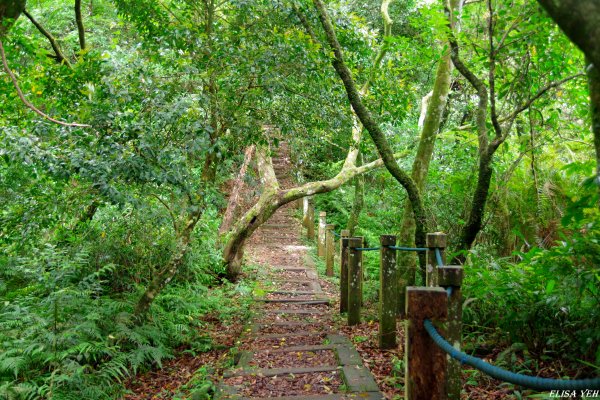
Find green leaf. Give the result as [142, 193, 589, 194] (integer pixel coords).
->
[545, 279, 556, 294]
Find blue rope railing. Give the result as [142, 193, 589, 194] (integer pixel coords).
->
[353, 245, 441, 253]
[388, 246, 427, 252]
[435, 247, 444, 267]
[332, 230, 341, 238]
[423, 319, 600, 391]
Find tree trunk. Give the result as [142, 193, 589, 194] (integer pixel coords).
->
[456, 150, 494, 261]
[75, 0, 85, 51]
[222, 187, 280, 280]
[347, 152, 364, 236]
[398, 31, 452, 286]
[134, 218, 199, 318]
[202, 146, 218, 183]
[588, 60, 600, 200]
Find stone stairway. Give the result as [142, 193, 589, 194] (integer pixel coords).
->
[216, 144, 384, 399]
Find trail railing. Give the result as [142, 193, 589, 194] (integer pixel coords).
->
[304, 207, 600, 399]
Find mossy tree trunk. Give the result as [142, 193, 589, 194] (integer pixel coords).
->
[347, 152, 364, 236]
[397, 0, 457, 294]
[220, 141, 407, 281]
[135, 211, 202, 318]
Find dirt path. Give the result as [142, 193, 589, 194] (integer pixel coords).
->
[216, 145, 384, 399]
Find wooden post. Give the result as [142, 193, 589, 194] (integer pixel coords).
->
[426, 232, 446, 287]
[325, 224, 335, 277]
[318, 212, 327, 257]
[347, 237, 363, 326]
[306, 198, 315, 240]
[339, 230, 350, 313]
[405, 287, 448, 400]
[379, 235, 398, 349]
[438, 266, 464, 400]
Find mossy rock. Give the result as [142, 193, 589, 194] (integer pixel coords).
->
[0, 0, 26, 37]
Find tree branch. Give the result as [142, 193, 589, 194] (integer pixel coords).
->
[504, 73, 585, 125]
[447, 8, 489, 151]
[292, 3, 320, 45]
[151, 194, 179, 233]
[487, 0, 502, 138]
[23, 10, 72, 68]
[0, 40, 90, 127]
[75, 0, 86, 51]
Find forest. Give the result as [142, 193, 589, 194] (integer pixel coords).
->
[0, 0, 599, 399]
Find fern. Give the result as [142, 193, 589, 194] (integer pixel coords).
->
[0, 357, 26, 379]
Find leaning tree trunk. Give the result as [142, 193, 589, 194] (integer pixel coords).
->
[219, 145, 255, 234]
[222, 187, 281, 280]
[221, 141, 406, 281]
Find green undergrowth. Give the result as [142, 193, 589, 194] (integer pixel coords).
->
[0, 270, 254, 400]
[0, 203, 255, 400]
[462, 183, 600, 372]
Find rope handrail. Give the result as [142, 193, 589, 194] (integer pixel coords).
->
[354, 247, 380, 251]
[435, 247, 444, 267]
[388, 246, 427, 252]
[332, 230, 341, 238]
[423, 319, 600, 391]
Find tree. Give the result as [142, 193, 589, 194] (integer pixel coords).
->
[447, 0, 583, 260]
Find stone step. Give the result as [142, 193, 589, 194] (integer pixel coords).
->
[224, 365, 338, 378]
[258, 298, 329, 304]
[247, 344, 335, 353]
[265, 290, 321, 295]
[251, 331, 328, 339]
[261, 224, 292, 229]
[264, 309, 326, 315]
[270, 266, 307, 272]
[246, 394, 384, 400]
[265, 279, 314, 284]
